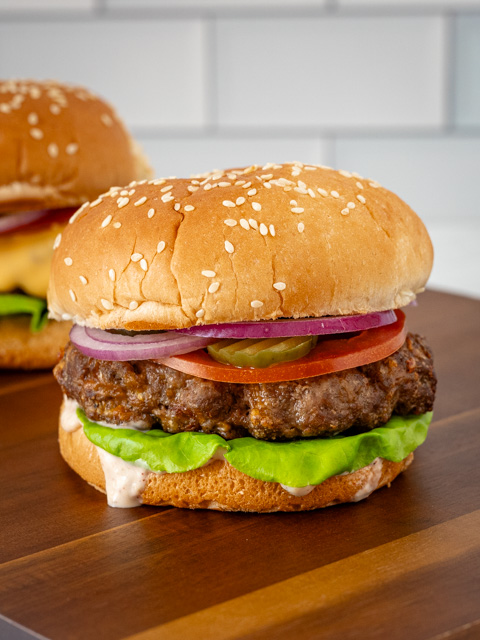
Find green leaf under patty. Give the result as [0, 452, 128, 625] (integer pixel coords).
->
[79, 410, 432, 488]
[0, 293, 48, 332]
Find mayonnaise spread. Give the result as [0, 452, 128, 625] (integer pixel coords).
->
[95, 448, 153, 508]
[351, 457, 384, 502]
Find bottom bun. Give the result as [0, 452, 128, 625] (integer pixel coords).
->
[59, 420, 414, 512]
[0, 316, 71, 369]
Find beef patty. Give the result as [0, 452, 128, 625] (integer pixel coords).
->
[55, 333, 436, 440]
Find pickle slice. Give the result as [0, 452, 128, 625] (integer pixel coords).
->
[207, 335, 318, 368]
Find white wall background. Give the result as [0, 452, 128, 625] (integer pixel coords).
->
[1, 0, 479, 298]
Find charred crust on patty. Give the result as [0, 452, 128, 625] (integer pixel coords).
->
[54, 333, 436, 440]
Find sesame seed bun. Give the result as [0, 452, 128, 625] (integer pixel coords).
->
[0, 79, 152, 369]
[58, 416, 414, 512]
[48, 163, 433, 330]
[0, 79, 151, 212]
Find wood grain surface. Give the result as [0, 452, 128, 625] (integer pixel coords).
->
[0, 290, 479, 640]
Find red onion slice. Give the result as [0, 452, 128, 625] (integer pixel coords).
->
[71, 325, 216, 361]
[0, 209, 52, 234]
[175, 310, 397, 339]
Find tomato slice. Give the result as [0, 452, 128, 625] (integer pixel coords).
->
[155, 310, 407, 384]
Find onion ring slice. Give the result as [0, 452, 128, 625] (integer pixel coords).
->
[175, 309, 396, 339]
[70, 325, 215, 361]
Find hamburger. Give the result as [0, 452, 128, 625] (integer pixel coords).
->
[0, 79, 151, 369]
[49, 162, 436, 512]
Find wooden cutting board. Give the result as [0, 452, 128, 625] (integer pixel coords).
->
[1, 290, 479, 640]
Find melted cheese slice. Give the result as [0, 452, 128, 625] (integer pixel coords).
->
[0, 224, 63, 298]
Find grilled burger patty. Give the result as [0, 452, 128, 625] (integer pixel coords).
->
[55, 333, 436, 440]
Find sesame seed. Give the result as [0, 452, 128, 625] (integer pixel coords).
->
[291, 207, 304, 214]
[47, 143, 58, 158]
[247, 189, 257, 197]
[101, 299, 113, 310]
[235, 180, 245, 186]
[208, 282, 220, 294]
[160, 185, 173, 192]
[294, 187, 308, 195]
[223, 200, 235, 208]
[356, 194, 366, 204]
[161, 194, 173, 203]
[218, 182, 231, 187]
[117, 197, 129, 208]
[252, 202, 261, 212]
[131, 253, 143, 262]
[153, 179, 165, 186]
[269, 224, 276, 236]
[101, 215, 112, 228]
[240, 218, 250, 230]
[236, 197, 245, 206]
[347, 202, 356, 209]
[134, 196, 147, 207]
[298, 222, 305, 233]
[66, 143, 78, 155]
[113, 222, 122, 228]
[339, 170, 352, 178]
[251, 300, 263, 309]
[249, 218, 258, 230]
[129, 301, 139, 310]
[196, 309, 205, 318]
[140, 259, 148, 271]
[30, 128, 43, 140]
[369, 181, 380, 188]
[242, 182, 252, 189]
[261, 174, 273, 180]
[50, 104, 61, 115]
[120, 190, 129, 196]
[290, 200, 297, 206]
[148, 208, 155, 218]
[202, 270, 216, 278]
[273, 282, 286, 291]
[184, 205, 195, 212]
[101, 113, 113, 127]
[264, 182, 272, 189]
[224, 219, 237, 227]
[69, 289, 76, 302]
[259, 223, 268, 236]
[330, 191, 340, 198]
[174, 203, 180, 211]
[88, 198, 101, 208]
[109, 269, 116, 282]
[27, 112, 38, 125]
[308, 188, 316, 198]
[317, 188, 328, 197]
[187, 186, 198, 192]
[204, 183, 212, 191]
[356, 181, 364, 190]
[298, 180, 307, 189]
[64, 257, 73, 266]
[53, 233, 61, 249]
[341, 208, 350, 215]
[225, 240, 234, 254]
[157, 241, 166, 254]
[79, 275, 88, 285]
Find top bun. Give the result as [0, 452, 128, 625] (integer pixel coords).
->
[47, 162, 433, 330]
[0, 79, 151, 213]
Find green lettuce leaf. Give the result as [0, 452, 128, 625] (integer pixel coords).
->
[0, 293, 48, 332]
[80, 410, 432, 487]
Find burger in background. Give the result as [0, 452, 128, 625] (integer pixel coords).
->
[0, 79, 151, 369]
[49, 162, 436, 512]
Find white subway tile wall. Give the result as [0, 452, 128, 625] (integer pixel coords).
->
[0, 0, 478, 297]
[217, 17, 445, 128]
